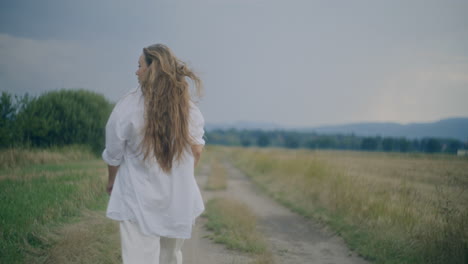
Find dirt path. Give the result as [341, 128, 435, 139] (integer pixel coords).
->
[182, 161, 370, 264]
[182, 161, 253, 264]
[38, 159, 370, 263]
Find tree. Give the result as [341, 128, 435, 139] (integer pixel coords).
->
[361, 137, 378, 151]
[382, 137, 394, 152]
[240, 138, 251, 147]
[284, 134, 300, 149]
[0, 92, 16, 147]
[316, 136, 335, 149]
[397, 138, 410, 152]
[257, 133, 270, 147]
[15, 89, 112, 153]
[446, 139, 462, 154]
[422, 138, 442, 153]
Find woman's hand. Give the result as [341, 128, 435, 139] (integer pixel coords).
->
[106, 180, 114, 195]
[106, 165, 119, 195]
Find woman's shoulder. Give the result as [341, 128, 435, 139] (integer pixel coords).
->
[117, 87, 140, 105]
[113, 88, 141, 110]
[109, 87, 142, 122]
[189, 100, 202, 113]
[189, 100, 204, 124]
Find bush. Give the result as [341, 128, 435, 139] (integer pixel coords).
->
[12, 89, 112, 154]
[0, 92, 16, 147]
[0, 92, 31, 148]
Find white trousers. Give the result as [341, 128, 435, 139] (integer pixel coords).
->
[120, 220, 184, 264]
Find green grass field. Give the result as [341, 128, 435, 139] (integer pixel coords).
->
[0, 146, 112, 264]
[221, 146, 468, 264]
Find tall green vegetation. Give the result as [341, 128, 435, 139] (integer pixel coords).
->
[0, 146, 108, 264]
[0, 92, 31, 148]
[0, 90, 113, 154]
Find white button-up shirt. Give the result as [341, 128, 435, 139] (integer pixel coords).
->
[102, 87, 205, 239]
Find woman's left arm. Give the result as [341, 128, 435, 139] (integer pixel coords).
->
[189, 103, 205, 168]
[102, 102, 131, 195]
[106, 165, 120, 195]
[191, 144, 204, 167]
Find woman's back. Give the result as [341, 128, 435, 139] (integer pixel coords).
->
[102, 44, 205, 263]
[103, 86, 205, 239]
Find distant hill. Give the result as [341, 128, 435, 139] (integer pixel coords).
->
[206, 117, 468, 141]
[205, 121, 283, 131]
[307, 117, 468, 141]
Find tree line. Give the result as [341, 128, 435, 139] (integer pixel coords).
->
[205, 129, 467, 154]
[1, 90, 465, 155]
[0, 90, 113, 154]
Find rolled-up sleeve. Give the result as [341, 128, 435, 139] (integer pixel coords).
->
[102, 106, 129, 166]
[189, 103, 206, 145]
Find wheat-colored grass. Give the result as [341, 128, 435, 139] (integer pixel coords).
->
[205, 158, 228, 190]
[0, 161, 105, 181]
[250, 252, 275, 264]
[24, 210, 120, 264]
[204, 198, 273, 263]
[224, 146, 468, 264]
[0, 145, 95, 170]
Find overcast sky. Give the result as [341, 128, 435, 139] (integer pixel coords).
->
[1, 0, 467, 127]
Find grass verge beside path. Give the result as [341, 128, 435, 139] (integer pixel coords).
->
[204, 198, 274, 264]
[25, 210, 120, 264]
[0, 147, 110, 264]
[205, 158, 228, 191]
[224, 146, 468, 264]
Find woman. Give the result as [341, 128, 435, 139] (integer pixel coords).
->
[102, 44, 205, 264]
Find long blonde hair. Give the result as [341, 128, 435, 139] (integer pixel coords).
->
[139, 44, 202, 172]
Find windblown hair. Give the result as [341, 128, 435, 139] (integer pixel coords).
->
[139, 44, 202, 173]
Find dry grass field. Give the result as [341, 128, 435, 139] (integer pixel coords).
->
[0, 145, 95, 170]
[204, 197, 274, 264]
[222, 146, 468, 264]
[204, 198, 267, 253]
[2, 145, 466, 264]
[205, 158, 228, 191]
